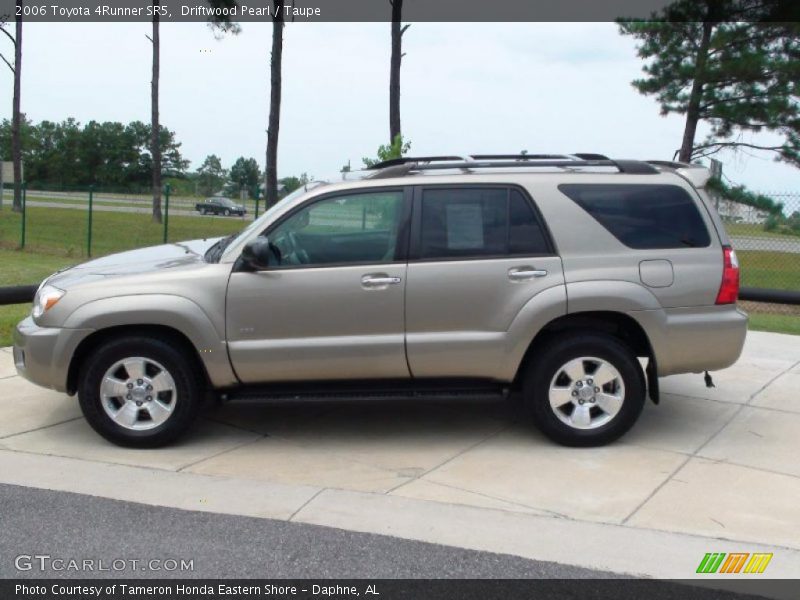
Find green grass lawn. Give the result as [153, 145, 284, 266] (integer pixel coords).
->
[0, 249, 78, 347]
[1, 205, 246, 258]
[737, 250, 800, 291]
[0, 208, 247, 347]
[726, 222, 800, 240]
[747, 312, 800, 336]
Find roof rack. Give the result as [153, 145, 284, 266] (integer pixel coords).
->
[646, 160, 705, 170]
[365, 154, 658, 177]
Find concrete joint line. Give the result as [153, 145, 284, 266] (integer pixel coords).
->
[384, 423, 510, 495]
[746, 359, 800, 405]
[288, 488, 326, 522]
[0, 417, 83, 441]
[177, 435, 265, 472]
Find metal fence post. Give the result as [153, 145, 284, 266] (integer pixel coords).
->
[87, 185, 94, 257]
[20, 182, 26, 249]
[163, 183, 170, 244]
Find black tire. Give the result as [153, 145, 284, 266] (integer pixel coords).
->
[522, 332, 645, 447]
[78, 336, 204, 448]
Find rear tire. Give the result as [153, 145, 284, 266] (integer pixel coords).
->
[78, 336, 204, 448]
[522, 332, 645, 447]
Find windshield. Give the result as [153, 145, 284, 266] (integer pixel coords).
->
[204, 182, 327, 263]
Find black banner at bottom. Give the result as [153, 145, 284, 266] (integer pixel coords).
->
[2, 579, 798, 600]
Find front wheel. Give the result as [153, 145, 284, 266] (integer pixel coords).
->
[223, 209, 231, 216]
[78, 336, 204, 447]
[522, 333, 645, 447]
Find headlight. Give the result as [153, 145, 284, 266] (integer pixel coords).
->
[32, 285, 65, 318]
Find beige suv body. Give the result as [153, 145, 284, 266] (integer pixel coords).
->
[14, 156, 747, 447]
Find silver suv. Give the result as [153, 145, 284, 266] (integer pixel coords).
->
[13, 154, 747, 448]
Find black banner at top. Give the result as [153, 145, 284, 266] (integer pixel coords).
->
[0, 0, 798, 23]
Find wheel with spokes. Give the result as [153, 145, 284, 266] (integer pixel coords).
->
[523, 333, 645, 446]
[78, 336, 203, 447]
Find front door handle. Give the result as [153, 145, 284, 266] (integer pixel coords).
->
[362, 274, 402, 288]
[508, 267, 547, 281]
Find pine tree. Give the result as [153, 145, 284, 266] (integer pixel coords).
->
[619, 1, 800, 166]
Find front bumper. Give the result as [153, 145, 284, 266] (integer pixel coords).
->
[13, 316, 93, 394]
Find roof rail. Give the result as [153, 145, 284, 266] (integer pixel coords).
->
[647, 160, 704, 170]
[365, 154, 658, 176]
[647, 160, 711, 188]
[366, 153, 616, 170]
[365, 156, 468, 169]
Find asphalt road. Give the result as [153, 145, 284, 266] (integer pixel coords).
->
[20, 199, 254, 221]
[0, 482, 614, 580]
[0, 484, 787, 600]
[728, 235, 800, 253]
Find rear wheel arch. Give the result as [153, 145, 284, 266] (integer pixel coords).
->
[522, 330, 647, 446]
[514, 311, 654, 388]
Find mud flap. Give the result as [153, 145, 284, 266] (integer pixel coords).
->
[646, 357, 659, 405]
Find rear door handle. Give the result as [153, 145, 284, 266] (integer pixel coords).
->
[362, 274, 402, 288]
[508, 267, 547, 281]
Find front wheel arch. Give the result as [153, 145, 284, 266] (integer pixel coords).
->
[67, 324, 209, 396]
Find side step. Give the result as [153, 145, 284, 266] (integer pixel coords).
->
[221, 378, 510, 404]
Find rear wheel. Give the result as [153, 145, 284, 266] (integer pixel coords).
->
[522, 333, 645, 446]
[223, 209, 231, 216]
[78, 336, 204, 447]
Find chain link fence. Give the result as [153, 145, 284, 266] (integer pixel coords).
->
[1, 183, 798, 313]
[0, 183, 263, 258]
[710, 190, 800, 319]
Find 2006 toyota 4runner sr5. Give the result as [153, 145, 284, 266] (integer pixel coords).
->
[14, 154, 747, 448]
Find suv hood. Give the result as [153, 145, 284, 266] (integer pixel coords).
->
[45, 237, 223, 289]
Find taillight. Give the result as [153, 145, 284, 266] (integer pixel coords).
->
[716, 246, 740, 305]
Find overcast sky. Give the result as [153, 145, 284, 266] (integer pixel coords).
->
[1, 22, 797, 191]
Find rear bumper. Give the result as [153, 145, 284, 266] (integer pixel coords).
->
[630, 305, 748, 376]
[13, 316, 93, 393]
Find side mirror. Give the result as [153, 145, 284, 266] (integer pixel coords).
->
[240, 238, 274, 270]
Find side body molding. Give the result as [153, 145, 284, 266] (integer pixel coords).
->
[62, 294, 238, 388]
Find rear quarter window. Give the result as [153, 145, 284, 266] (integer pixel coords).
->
[558, 184, 711, 249]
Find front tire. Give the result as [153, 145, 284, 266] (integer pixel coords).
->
[522, 333, 645, 447]
[78, 336, 204, 448]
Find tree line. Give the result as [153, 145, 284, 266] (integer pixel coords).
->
[1, 0, 798, 225]
[0, 117, 187, 191]
[0, 116, 306, 199]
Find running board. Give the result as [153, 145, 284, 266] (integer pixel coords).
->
[221, 378, 510, 403]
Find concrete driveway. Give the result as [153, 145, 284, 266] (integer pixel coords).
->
[1, 330, 799, 580]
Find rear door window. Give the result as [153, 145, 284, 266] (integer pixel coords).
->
[419, 187, 550, 259]
[558, 184, 711, 249]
